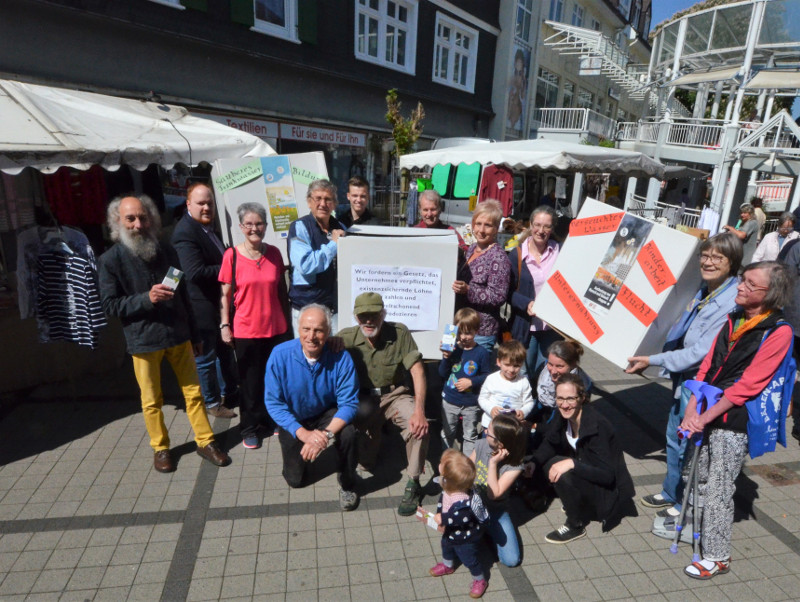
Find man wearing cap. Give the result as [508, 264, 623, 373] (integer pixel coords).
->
[338, 292, 430, 516]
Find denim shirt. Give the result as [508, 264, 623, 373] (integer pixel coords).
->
[649, 278, 739, 379]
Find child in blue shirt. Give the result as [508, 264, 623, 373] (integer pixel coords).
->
[439, 308, 493, 456]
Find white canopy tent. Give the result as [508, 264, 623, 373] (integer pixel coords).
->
[399, 139, 666, 179]
[0, 79, 275, 174]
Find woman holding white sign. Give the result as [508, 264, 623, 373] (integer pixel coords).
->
[453, 200, 511, 352]
[507, 205, 562, 378]
[626, 233, 741, 524]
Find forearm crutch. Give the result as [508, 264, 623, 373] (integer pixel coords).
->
[669, 380, 722, 559]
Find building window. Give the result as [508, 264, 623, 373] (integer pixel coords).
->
[432, 13, 478, 92]
[549, 0, 564, 22]
[617, 108, 627, 122]
[631, 0, 641, 28]
[253, 0, 298, 42]
[516, 0, 533, 42]
[576, 87, 593, 109]
[563, 81, 575, 108]
[618, 0, 631, 20]
[571, 4, 584, 27]
[536, 68, 559, 108]
[590, 17, 601, 32]
[355, 0, 418, 74]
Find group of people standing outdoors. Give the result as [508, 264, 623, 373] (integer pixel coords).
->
[96, 173, 798, 595]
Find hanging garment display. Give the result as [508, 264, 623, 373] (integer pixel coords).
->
[16, 225, 106, 348]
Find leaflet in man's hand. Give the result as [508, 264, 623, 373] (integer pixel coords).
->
[162, 267, 184, 290]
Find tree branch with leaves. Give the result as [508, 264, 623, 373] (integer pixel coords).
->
[385, 89, 425, 157]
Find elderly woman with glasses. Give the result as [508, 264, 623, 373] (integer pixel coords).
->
[627, 233, 741, 520]
[508, 205, 562, 377]
[678, 261, 794, 579]
[219, 202, 291, 450]
[752, 212, 799, 262]
[530, 373, 634, 544]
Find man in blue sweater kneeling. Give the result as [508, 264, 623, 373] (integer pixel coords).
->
[265, 304, 361, 511]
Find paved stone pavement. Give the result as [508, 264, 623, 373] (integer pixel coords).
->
[2, 349, 800, 601]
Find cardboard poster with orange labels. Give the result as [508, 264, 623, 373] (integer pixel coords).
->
[535, 199, 702, 369]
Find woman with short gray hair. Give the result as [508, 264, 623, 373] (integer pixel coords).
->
[679, 260, 794, 580]
[219, 202, 291, 449]
[752, 212, 799, 262]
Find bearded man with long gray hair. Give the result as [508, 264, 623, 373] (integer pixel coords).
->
[98, 194, 231, 473]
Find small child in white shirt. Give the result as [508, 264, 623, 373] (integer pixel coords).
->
[478, 340, 534, 428]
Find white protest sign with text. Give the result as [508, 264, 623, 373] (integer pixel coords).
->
[338, 226, 458, 359]
[351, 265, 441, 331]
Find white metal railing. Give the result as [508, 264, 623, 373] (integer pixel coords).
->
[665, 122, 724, 148]
[639, 122, 659, 143]
[532, 108, 617, 140]
[738, 126, 800, 148]
[617, 122, 638, 141]
[626, 195, 702, 229]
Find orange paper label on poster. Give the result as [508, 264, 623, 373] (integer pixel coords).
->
[618, 285, 657, 326]
[568, 212, 625, 237]
[637, 241, 677, 294]
[547, 271, 604, 344]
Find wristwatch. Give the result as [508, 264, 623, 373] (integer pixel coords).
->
[219, 323, 230, 330]
[323, 430, 335, 447]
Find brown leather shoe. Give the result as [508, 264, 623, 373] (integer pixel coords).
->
[207, 405, 237, 419]
[196, 442, 231, 467]
[154, 449, 175, 473]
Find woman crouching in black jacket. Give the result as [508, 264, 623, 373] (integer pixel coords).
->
[531, 373, 634, 543]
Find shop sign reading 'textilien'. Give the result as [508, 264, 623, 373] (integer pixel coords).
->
[199, 112, 366, 147]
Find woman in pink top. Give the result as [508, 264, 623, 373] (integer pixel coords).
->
[507, 205, 562, 378]
[220, 203, 290, 449]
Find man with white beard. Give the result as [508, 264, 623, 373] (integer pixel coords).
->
[98, 194, 231, 473]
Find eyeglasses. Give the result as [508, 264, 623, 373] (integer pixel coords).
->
[485, 432, 497, 442]
[241, 222, 265, 230]
[310, 196, 334, 204]
[699, 253, 727, 265]
[555, 396, 580, 406]
[531, 223, 553, 231]
[740, 278, 769, 293]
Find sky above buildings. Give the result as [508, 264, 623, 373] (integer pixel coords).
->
[651, 0, 699, 27]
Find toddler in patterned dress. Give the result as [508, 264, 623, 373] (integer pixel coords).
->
[429, 449, 490, 598]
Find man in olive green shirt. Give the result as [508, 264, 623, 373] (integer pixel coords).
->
[338, 292, 430, 516]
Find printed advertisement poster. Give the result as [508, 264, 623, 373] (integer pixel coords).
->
[583, 214, 654, 314]
[506, 45, 531, 137]
[351, 265, 442, 331]
[261, 156, 298, 236]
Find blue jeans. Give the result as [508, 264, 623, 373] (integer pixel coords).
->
[474, 335, 496, 354]
[195, 328, 238, 408]
[524, 329, 563, 379]
[661, 383, 691, 506]
[487, 508, 520, 567]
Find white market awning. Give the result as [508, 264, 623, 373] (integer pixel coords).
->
[665, 66, 740, 87]
[0, 79, 275, 174]
[399, 139, 666, 179]
[744, 69, 800, 90]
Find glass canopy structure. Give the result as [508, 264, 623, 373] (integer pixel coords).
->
[618, 0, 800, 227]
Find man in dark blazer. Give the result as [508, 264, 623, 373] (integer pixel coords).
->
[171, 182, 238, 418]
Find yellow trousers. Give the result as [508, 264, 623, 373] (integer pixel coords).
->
[131, 341, 215, 451]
